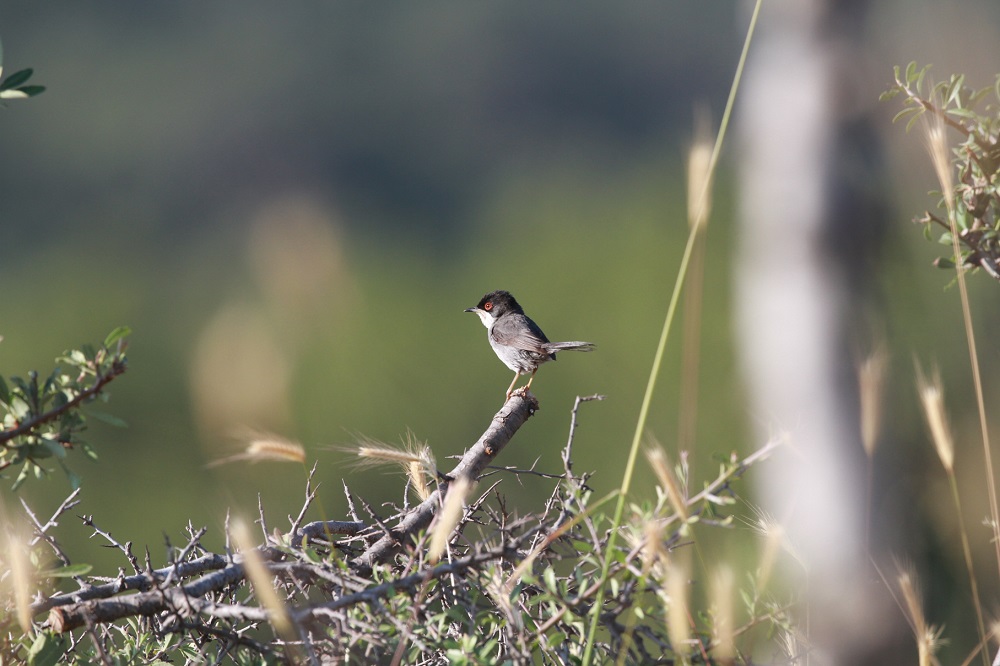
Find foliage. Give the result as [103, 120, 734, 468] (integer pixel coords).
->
[0, 328, 129, 490]
[882, 62, 1000, 277]
[0, 38, 46, 101]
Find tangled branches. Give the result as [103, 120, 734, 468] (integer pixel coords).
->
[3, 392, 781, 664]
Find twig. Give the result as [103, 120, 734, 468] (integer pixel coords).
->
[164, 527, 208, 587]
[21, 488, 82, 565]
[80, 515, 141, 575]
[289, 463, 319, 535]
[343, 481, 361, 522]
[290, 520, 365, 548]
[0, 356, 127, 445]
[564, 394, 606, 477]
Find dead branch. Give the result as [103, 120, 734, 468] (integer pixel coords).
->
[349, 392, 537, 575]
[40, 391, 538, 633]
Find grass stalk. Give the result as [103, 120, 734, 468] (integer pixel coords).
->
[926, 120, 994, 666]
[579, 2, 762, 661]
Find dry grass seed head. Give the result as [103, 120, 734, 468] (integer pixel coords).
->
[351, 432, 437, 494]
[428, 475, 471, 564]
[6, 527, 33, 633]
[896, 560, 943, 666]
[641, 520, 666, 574]
[915, 361, 955, 473]
[230, 518, 294, 640]
[207, 431, 306, 467]
[687, 114, 715, 231]
[710, 566, 735, 662]
[745, 504, 804, 587]
[646, 445, 688, 521]
[858, 345, 887, 459]
[666, 559, 691, 660]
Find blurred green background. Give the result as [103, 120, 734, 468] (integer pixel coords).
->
[3, 2, 1000, 658]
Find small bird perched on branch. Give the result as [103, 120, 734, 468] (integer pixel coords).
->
[465, 290, 595, 400]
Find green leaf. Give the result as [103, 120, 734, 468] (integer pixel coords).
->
[949, 108, 977, 120]
[905, 111, 925, 133]
[104, 326, 132, 348]
[62, 465, 81, 490]
[947, 75, 965, 107]
[41, 439, 66, 460]
[44, 563, 93, 578]
[905, 61, 917, 85]
[0, 67, 32, 91]
[86, 410, 128, 428]
[42, 368, 60, 398]
[916, 64, 928, 90]
[892, 106, 922, 126]
[16, 85, 45, 97]
[12, 464, 31, 490]
[0, 374, 9, 406]
[542, 567, 557, 591]
[26, 631, 68, 666]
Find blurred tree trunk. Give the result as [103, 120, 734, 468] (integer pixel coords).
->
[736, 0, 901, 662]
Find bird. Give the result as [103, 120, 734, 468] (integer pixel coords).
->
[465, 290, 595, 400]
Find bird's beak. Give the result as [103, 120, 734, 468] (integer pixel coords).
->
[464, 307, 477, 313]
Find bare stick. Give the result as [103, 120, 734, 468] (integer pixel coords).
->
[349, 392, 537, 575]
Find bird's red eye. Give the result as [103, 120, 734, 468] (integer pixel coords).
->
[483, 301, 493, 311]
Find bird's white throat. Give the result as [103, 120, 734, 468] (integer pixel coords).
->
[473, 310, 495, 328]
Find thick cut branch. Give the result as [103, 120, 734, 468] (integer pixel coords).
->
[349, 392, 537, 575]
[35, 519, 366, 618]
[49, 540, 522, 632]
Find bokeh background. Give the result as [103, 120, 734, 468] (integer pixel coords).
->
[2, 2, 1000, 659]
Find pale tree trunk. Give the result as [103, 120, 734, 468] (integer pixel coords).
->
[736, 0, 900, 662]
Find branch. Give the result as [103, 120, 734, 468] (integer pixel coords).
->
[0, 355, 127, 445]
[291, 520, 367, 547]
[33, 552, 230, 616]
[349, 392, 538, 575]
[41, 394, 539, 631]
[47, 538, 522, 633]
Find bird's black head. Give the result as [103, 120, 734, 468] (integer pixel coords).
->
[472, 290, 523, 318]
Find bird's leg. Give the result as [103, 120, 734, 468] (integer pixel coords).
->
[520, 368, 539, 395]
[505, 371, 521, 401]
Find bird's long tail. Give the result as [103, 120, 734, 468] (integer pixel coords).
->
[544, 341, 596, 352]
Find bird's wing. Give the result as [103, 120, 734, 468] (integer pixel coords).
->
[491, 314, 550, 352]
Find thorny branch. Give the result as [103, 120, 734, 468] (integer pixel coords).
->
[7, 392, 778, 664]
[31, 392, 541, 632]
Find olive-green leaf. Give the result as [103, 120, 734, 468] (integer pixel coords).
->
[104, 326, 132, 348]
[0, 67, 33, 91]
[26, 631, 68, 666]
[86, 410, 128, 428]
[44, 563, 93, 578]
